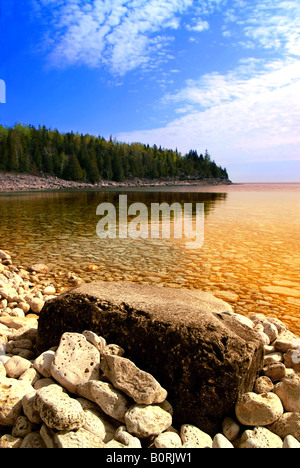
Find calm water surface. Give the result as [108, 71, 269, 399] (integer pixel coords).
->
[0, 183, 299, 334]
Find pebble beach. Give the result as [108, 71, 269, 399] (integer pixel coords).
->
[0, 172, 232, 192]
[0, 248, 299, 449]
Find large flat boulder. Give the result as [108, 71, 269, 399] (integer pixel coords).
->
[36, 281, 264, 434]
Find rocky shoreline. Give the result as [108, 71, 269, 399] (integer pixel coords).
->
[0, 248, 299, 449]
[0, 172, 232, 193]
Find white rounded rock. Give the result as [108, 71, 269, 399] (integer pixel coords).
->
[274, 374, 300, 412]
[82, 330, 106, 354]
[34, 384, 85, 431]
[180, 424, 212, 448]
[100, 354, 167, 405]
[29, 298, 45, 314]
[263, 323, 279, 343]
[154, 431, 182, 448]
[43, 286, 56, 295]
[33, 350, 55, 378]
[88, 380, 132, 423]
[283, 435, 300, 448]
[239, 426, 283, 448]
[222, 417, 240, 441]
[212, 433, 234, 448]
[264, 352, 283, 365]
[50, 332, 100, 394]
[235, 392, 284, 426]
[268, 412, 300, 441]
[22, 391, 42, 424]
[115, 426, 142, 448]
[0, 377, 34, 426]
[254, 376, 274, 394]
[4, 356, 32, 379]
[125, 404, 172, 438]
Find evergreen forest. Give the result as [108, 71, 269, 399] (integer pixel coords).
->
[0, 124, 229, 183]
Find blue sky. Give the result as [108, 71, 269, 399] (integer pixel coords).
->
[0, 0, 300, 182]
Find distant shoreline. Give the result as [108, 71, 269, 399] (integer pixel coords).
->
[0, 171, 233, 193]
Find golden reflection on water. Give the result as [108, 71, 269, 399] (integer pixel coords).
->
[0, 183, 299, 335]
[174, 187, 300, 335]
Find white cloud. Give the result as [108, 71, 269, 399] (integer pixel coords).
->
[224, 0, 300, 56]
[117, 57, 300, 164]
[164, 58, 300, 110]
[186, 20, 209, 33]
[36, 0, 194, 74]
[36, 0, 300, 76]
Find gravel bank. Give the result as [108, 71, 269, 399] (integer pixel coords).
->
[0, 172, 232, 192]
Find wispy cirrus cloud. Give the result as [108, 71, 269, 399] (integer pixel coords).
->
[119, 65, 300, 153]
[34, 0, 300, 78]
[35, 0, 195, 75]
[118, 54, 300, 164]
[222, 0, 300, 54]
[163, 57, 300, 112]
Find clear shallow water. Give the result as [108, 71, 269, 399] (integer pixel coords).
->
[0, 183, 299, 335]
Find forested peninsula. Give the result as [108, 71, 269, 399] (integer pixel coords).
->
[0, 124, 229, 183]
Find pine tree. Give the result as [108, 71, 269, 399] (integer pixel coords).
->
[112, 154, 124, 182]
[85, 155, 100, 183]
[62, 154, 83, 181]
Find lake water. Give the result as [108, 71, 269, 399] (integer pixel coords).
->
[0, 182, 299, 335]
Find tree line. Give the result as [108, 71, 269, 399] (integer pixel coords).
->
[0, 123, 229, 183]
